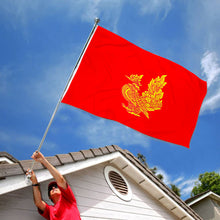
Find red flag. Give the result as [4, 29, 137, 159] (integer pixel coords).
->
[61, 26, 207, 148]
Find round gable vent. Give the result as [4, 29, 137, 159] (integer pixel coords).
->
[104, 166, 132, 201]
[109, 170, 128, 195]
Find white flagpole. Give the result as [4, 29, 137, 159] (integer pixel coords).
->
[27, 18, 100, 179]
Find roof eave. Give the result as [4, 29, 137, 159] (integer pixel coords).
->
[187, 191, 220, 206]
[0, 151, 121, 195]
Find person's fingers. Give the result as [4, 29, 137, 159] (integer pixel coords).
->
[25, 169, 33, 177]
[26, 168, 30, 173]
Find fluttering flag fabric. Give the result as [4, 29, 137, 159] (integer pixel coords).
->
[61, 26, 207, 148]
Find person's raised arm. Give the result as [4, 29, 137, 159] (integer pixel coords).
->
[31, 151, 67, 189]
[26, 169, 46, 212]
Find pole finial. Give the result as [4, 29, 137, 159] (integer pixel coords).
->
[94, 17, 100, 25]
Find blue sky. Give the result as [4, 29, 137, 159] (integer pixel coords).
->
[0, 0, 220, 200]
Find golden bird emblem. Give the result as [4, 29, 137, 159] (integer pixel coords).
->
[122, 74, 167, 119]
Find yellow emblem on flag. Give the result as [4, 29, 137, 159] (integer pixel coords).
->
[122, 74, 167, 119]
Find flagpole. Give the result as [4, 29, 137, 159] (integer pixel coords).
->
[26, 18, 100, 180]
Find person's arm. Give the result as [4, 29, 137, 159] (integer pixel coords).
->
[31, 151, 67, 189]
[26, 169, 46, 212]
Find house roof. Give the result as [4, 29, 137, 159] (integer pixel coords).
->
[185, 190, 220, 206]
[0, 145, 202, 220]
[0, 151, 19, 164]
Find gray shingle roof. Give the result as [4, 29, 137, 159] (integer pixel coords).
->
[0, 145, 202, 219]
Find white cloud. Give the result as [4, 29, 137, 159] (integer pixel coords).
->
[173, 176, 184, 185]
[202, 90, 220, 112]
[184, 1, 220, 114]
[68, 111, 151, 148]
[178, 178, 197, 197]
[0, 0, 173, 32]
[186, 1, 220, 48]
[0, 0, 123, 30]
[136, 0, 172, 19]
[0, 66, 11, 94]
[0, 0, 33, 27]
[32, 56, 73, 104]
[153, 167, 198, 198]
[200, 51, 220, 113]
[201, 51, 220, 88]
[0, 129, 57, 150]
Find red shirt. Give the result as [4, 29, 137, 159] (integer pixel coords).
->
[39, 184, 81, 220]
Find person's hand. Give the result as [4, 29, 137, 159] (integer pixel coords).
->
[26, 169, 38, 184]
[31, 151, 46, 163]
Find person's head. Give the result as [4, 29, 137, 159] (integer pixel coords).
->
[48, 181, 61, 203]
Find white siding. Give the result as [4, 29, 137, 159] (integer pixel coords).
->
[0, 162, 179, 220]
[0, 186, 43, 220]
[191, 198, 220, 220]
[66, 162, 178, 220]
